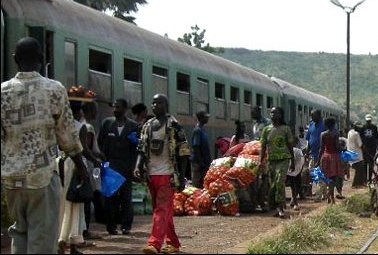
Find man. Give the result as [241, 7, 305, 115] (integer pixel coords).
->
[305, 109, 326, 202]
[97, 98, 138, 235]
[251, 105, 271, 140]
[360, 114, 378, 182]
[134, 94, 190, 254]
[1, 37, 87, 254]
[347, 121, 365, 188]
[191, 110, 211, 189]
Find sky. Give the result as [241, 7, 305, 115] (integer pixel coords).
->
[133, 0, 378, 55]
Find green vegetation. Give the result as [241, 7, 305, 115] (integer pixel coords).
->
[248, 192, 374, 254]
[344, 191, 373, 214]
[218, 49, 378, 122]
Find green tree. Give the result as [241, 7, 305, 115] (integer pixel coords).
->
[74, 0, 147, 23]
[178, 25, 224, 54]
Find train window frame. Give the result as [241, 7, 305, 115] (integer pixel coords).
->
[230, 86, 239, 102]
[196, 77, 210, 113]
[88, 47, 112, 75]
[64, 39, 77, 87]
[244, 90, 252, 105]
[176, 72, 190, 93]
[256, 93, 263, 107]
[152, 66, 168, 78]
[215, 82, 225, 100]
[267, 96, 273, 109]
[124, 57, 143, 83]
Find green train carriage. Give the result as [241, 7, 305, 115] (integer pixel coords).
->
[1, 0, 344, 158]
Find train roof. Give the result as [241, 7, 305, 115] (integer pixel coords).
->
[2, 0, 279, 94]
[270, 76, 342, 113]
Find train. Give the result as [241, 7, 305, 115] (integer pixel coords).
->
[1, 0, 344, 157]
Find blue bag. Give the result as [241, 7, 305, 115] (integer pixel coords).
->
[310, 166, 331, 184]
[100, 162, 126, 197]
[340, 150, 358, 162]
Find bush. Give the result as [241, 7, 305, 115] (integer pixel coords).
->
[343, 192, 372, 215]
[313, 205, 350, 230]
[248, 205, 351, 254]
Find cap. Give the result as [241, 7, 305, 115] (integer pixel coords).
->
[196, 110, 210, 119]
[365, 114, 372, 121]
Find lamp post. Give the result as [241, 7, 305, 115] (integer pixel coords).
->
[330, 0, 366, 130]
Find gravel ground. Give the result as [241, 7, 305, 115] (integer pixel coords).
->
[1, 174, 366, 254]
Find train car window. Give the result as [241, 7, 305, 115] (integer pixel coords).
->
[244, 90, 252, 105]
[196, 77, 209, 113]
[152, 66, 168, 97]
[89, 49, 111, 74]
[177, 72, 190, 92]
[124, 58, 142, 82]
[153, 66, 168, 77]
[176, 72, 191, 115]
[256, 93, 263, 107]
[64, 41, 76, 87]
[215, 82, 226, 119]
[215, 82, 225, 99]
[267, 96, 273, 109]
[230, 86, 240, 120]
[230, 86, 239, 102]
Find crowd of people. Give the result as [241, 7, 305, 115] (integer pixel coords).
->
[2, 37, 378, 254]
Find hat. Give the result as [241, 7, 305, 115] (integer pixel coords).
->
[196, 110, 210, 119]
[365, 114, 372, 121]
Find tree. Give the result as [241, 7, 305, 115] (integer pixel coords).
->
[178, 25, 224, 54]
[74, 0, 147, 23]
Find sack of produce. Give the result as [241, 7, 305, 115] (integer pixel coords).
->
[208, 178, 235, 197]
[239, 141, 261, 156]
[215, 191, 239, 216]
[204, 165, 230, 190]
[173, 192, 189, 216]
[222, 155, 259, 188]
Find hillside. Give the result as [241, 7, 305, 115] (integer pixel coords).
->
[217, 48, 378, 122]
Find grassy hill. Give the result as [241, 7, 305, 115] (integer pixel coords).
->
[217, 48, 378, 122]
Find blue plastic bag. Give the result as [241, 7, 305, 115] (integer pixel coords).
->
[340, 150, 358, 162]
[100, 162, 126, 197]
[310, 166, 331, 184]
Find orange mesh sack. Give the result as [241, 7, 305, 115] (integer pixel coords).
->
[173, 192, 189, 216]
[222, 155, 259, 189]
[239, 141, 261, 156]
[215, 191, 239, 216]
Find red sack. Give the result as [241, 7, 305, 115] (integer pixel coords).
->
[208, 178, 235, 197]
[192, 189, 213, 216]
[224, 143, 246, 157]
[239, 141, 261, 156]
[222, 156, 259, 188]
[215, 191, 239, 216]
[204, 165, 230, 190]
[184, 190, 202, 216]
[173, 192, 189, 216]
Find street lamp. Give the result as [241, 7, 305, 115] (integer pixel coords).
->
[330, 0, 366, 130]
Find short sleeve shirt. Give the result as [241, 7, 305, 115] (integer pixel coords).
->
[191, 125, 211, 166]
[261, 124, 294, 161]
[1, 72, 82, 189]
[306, 120, 325, 161]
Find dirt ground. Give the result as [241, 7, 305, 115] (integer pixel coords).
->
[1, 173, 374, 254]
[77, 177, 365, 254]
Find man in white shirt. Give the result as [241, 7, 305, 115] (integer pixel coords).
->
[347, 121, 366, 188]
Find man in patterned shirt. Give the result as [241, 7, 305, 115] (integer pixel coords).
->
[1, 37, 88, 254]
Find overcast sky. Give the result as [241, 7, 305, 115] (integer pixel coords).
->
[133, 0, 378, 55]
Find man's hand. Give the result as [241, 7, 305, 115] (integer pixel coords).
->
[70, 153, 89, 181]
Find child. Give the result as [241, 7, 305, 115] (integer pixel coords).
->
[287, 137, 305, 210]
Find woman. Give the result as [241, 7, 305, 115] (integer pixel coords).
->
[58, 99, 101, 254]
[259, 107, 295, 218]
[229, 120, 250, 148]
[316, 117, 344, 204]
